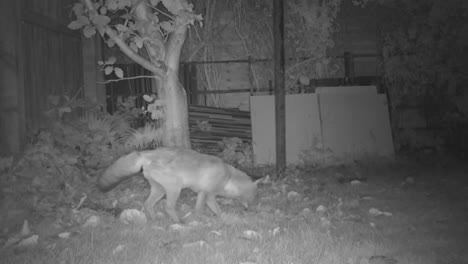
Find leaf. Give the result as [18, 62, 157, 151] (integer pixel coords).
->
[106, 56, 117, 65]
[98, 27, 105, 37]
[299, 75, 310, 85]
[133, 36, 144, 49]
[159, 21, 174, 32]
[150, 0, 161, 6]
[67, 15, 90, 30]
[104, 66, 113, 75]
[83, 25, 97, 38]
[153, 99, 164, 107]
[99, 6, 108, 15]
[107, 39, 116, 48]
[92, 2, 101, 10]
[122, 30, 131, 41]
[193, 13, 203, 22]
[151, 109, 164, 120]
[133, 20, 149, 31]
[121, 13, 133, 20]
[114, 67, 124, 79]
[71, 3, 84, 16]
[97, 60, 104, 66]
[143, 95, 152, 103]
[92, 15, 111, 27]
[161, 0, 185, 15]
[107, 1, 118, 11]
[147, 103, 157, 112]
[149, 13, 159, 24]
[106, 0, 133, 10]
[68, 20, 84, 30]
[58, 106, 72, 118]
[115, 24, 129, 33]
[129, 42, 138, 53]
[77, 15, 90, 26]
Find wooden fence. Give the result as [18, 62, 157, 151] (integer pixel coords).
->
[189, 105, 251, 155]
[0, 0, 82, 154]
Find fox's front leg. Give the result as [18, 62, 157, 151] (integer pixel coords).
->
[195, 192, 207, 214]
[144, 179, 165, 220]
[206, 194, 222, 216]
[195, 192, 222, 218]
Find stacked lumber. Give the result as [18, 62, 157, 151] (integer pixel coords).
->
[188, 105, 252, 155]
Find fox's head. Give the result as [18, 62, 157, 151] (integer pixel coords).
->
[238, 182, 257, 208]
[239, 176, 267, 208]
[225, 167, 266, 209]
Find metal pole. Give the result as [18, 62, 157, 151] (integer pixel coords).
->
[273, 0, 286, 177]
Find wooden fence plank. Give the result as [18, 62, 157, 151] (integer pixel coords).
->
[188, 105, 252, 155]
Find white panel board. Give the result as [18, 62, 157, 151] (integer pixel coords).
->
[250, 86, 394, 165]
[250, 96, 276, 164]
[318, 88, 394, 157]
[285, 94, 321, 163]
[250, 94, 321, 164]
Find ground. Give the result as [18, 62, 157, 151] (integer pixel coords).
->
[0, 155, 467, 264]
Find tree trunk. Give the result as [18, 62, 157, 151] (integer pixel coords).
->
[134, 1, 191, 148]
[160, 72, 191, 148]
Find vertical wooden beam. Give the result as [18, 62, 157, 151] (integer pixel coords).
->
[82, 36, 106, 107]
[0, 0, 24, 154]
[248, 56, 254, 95]
[95, 37, 106, 107]
[186, 63, 199, 105]
[273, 0, 286, 176]
[16, 1, 26, 149]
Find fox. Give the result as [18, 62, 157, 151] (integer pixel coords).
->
[98, 147, 261, 223]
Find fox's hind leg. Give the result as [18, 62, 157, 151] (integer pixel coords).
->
[206, 195, 222, 216]
[144, 179, 165, 220]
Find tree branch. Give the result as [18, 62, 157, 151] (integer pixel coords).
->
[97, 75, 157, 84]
[105, 28, 166, 79]
[82, 0, 166, 80]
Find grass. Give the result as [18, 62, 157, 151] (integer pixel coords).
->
[1, 158, 467, 264]
[1, 218, 379, 264]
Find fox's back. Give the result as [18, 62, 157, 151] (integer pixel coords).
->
[140, 148, 231, 192]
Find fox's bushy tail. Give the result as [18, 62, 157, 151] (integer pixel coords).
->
[98, 152, 146, 191]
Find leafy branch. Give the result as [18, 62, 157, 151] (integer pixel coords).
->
[68, 0, 201, 81]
